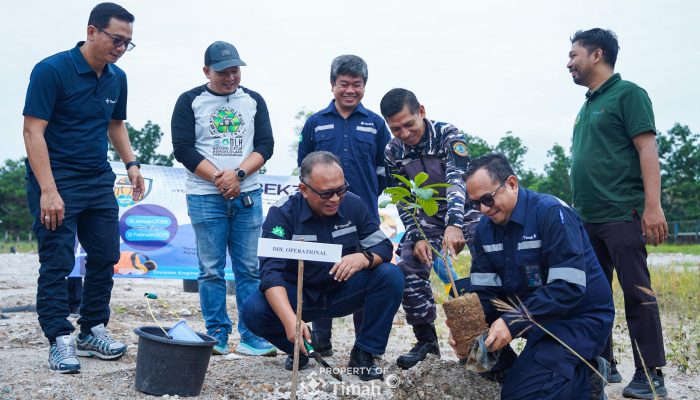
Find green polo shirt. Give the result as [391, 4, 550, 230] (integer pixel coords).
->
[570, 73, 656, 223]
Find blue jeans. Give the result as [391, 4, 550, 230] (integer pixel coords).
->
[186, 188, 263, 341]
[27, 170, 119, 339]
[242, 263, 404, 355]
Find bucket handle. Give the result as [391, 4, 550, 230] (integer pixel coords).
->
[144, 292, 182, 337]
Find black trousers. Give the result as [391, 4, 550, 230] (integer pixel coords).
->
[584, 213, 666, 368]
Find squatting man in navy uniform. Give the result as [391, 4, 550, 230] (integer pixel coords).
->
[448, 153, 614, 399]
[242, 151, 404, 381]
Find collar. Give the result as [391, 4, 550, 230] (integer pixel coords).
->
[585, 73, 621, 99]
[299, 194, 346, 223]
[70, 42, 115, 76]
[508, 188, 529, 226]
[321, 100, 369, 118]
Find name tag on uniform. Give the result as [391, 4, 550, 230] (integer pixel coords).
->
[258, 238, 342, 263]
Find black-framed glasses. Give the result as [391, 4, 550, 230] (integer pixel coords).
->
[97, 28, 136, 51]
[301, 180, 350, 200]
[471, 181, 506, 210]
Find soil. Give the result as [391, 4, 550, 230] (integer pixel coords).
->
[441, 293, 488, 357]
[0, 253, 698, 399]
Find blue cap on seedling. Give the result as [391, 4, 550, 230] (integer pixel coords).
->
[144, 292, 158, 299]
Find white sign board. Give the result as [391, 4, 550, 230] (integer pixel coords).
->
[257, 238, 342, 263]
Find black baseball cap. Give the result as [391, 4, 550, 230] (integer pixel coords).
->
[204, 41, 246, 71]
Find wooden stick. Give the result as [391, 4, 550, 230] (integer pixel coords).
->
[290, 257, 304, 400]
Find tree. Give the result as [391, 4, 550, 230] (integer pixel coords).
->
[289, 108, 313, 176]
[494, 131, 541, 189]
[0, 159, 33, 239]
[657, 124, 700, 221]
[464, 133, 492, 158]
[538, 144, 572, 203]
[109, 121, 174, 166]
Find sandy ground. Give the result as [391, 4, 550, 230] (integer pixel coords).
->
[0, 253, 697, 399]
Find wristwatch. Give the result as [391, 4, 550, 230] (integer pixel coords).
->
[362, 250, 374, 268]
[234, 167, 247, 181]
[125, 160, 141, 170]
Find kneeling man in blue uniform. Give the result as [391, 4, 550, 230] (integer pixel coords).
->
[242, 151, 404, 381]
[449, 153, 614, 399]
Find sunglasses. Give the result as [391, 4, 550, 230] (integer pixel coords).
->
[97, 28, 136, 51]
[471, 181, 506, 210]
[302, 180, 350, 200]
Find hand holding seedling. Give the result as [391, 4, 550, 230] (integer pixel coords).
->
[442, 225, 465, 260]
[484, 317, 512, 351]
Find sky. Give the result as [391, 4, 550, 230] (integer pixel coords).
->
[2, 0, 698, 175]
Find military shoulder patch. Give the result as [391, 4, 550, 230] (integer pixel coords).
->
[271, 226, 286, 238]
[452, 141, 469, 157]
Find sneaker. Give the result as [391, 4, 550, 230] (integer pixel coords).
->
[236, 336, 278, 357]
[608, 359, 623, 383]
[75, 323, 127, 360]
[48, 335, 80, 373]
[285, 353, 310, 371]
[622, 368, 668, 399]
[211, 330, 230, 355]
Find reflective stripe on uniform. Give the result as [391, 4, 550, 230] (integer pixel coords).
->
[331, 226, 358, 238]
[356, 126, 377, 134]
[360, 230, 388, 248]
[547, 267, 586, 287]
[292, 234, 317, 242]
[314, 124, 334, 132]
[482, 243, 503, 253]
[471, 272, 503, 287]
[517, 240, 542, 250]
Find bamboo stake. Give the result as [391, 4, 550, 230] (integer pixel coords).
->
[290, 257, 305, 400]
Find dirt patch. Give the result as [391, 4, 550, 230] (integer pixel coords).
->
[392, 355, 500, 399]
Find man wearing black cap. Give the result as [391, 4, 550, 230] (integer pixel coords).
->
[172, 41, 276, 357]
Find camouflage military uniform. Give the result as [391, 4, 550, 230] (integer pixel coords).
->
[385, 119, 480, 326]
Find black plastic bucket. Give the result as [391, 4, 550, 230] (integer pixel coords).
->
[134, 326, 216, 397]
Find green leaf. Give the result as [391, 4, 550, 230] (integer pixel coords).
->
[413, 172, 429, 187]
[390, 195, 407, 204]
[417, 198, 439, 216]
[392, 174, 412, 188]
[414, 187, 434, 201]
[383, 187, 412, 197]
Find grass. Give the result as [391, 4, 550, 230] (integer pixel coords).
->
[0, 240, 36, 254]
[647, 243, 700, 255]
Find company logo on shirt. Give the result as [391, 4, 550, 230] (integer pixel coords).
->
[360, 121, 375, 126]
[210, 106, 246, 157]
[334, 221, 353, 230]
[209, 107, 245, 136]
[522, 233, 537, 240]
[105, 98, 117, 104]
[592, 108, 605, 115]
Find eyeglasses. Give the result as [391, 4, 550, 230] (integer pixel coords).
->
[301, 180, 350, 200]
[471, 181, 506, 210]
[97, 28, 136, 51]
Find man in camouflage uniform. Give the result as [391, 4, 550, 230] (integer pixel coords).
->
[380, 88, 480, 369]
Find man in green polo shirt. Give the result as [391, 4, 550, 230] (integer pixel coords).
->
[568, 28, 668, 398]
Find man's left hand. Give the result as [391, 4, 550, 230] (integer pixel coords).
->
[641, 204, 668, 246]
[484, 318, 512, 352]
[442, 225, 465, 259]
[329, 253, 368, 282]
[128, 166, 145, 201]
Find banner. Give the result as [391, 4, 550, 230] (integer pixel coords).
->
[72, 163, 405, 280]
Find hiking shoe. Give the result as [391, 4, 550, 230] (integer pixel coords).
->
[75, 323, 127, 360]
[622, 368, 668, 399]
[608, 359, 622, 383]
[49, 335, 80, 373]
[235, 336, 277, 356]
[211, 330, 230, 355]
[348, 346, 383, 381]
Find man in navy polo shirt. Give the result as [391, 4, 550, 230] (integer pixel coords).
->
[297, 54, 391, 357]
[22, 2, 144, 373]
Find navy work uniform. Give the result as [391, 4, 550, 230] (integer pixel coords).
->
[242, 192, 404, 355]
[470, 188, 614, 399]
